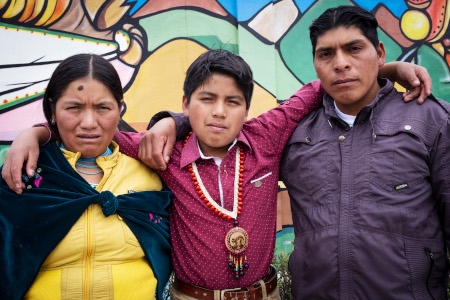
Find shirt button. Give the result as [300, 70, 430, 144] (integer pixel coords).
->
[254, 181, 262, 187]
[404, 125, 411, 130]
[338, 135, 345, 142]
[305, 137, 311, 143]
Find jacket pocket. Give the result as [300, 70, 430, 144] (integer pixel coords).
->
[368, 122, 430, 196]
[119, 215, 140, 247]
[405, 239, 448, 300]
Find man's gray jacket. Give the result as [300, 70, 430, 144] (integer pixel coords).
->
[281, 79, 450, 299]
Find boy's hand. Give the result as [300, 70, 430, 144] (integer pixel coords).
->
[138, 117, 177, 171]
[398, 64, 432, 104]
[380, 62, 432, 104]
[2, 128, 44, 194]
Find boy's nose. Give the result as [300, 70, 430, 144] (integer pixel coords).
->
[212, 102, 226, 117]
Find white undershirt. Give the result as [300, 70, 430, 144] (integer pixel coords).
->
[334, 101, 356, 128]
[197, 138, 237, 207]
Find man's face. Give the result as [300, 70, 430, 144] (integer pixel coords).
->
[313, 25, 386, 115]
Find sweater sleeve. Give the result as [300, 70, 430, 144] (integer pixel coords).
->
[246, 80, 325, 154]
[113, 112, 189, 159]
[147, 111, 191, 141]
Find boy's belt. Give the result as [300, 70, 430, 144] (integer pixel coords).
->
[173, 266, 277, 300]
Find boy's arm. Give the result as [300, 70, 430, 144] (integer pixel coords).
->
[139, 62, 433, 170]
[379, 62, 432, 103]
[0, 62, 433, 192]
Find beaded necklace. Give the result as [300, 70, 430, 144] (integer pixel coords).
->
[184, 132, 249, 279]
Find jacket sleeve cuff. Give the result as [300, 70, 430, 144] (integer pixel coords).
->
[147, 111, 191, 141]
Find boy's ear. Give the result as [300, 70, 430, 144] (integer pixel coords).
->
[182, 95, 189, 117]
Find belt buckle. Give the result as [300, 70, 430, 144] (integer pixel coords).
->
[220, 287, 244, 300]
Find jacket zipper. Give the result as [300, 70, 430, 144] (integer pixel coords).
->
[424, 247, 436, 300]
[84, 205, 93, 300]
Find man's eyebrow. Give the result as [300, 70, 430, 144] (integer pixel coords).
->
[315, 38, 367, 53]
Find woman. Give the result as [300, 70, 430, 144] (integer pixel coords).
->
[0, 54, 171, 299]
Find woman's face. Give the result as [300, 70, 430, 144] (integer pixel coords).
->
[52, 77, 122, 158]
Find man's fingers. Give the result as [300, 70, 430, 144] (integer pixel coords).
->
[26, 151, 38, 177]
[151, 135, 168, 170]
[162, 135, 175, 165]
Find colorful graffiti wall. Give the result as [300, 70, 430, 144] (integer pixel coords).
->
[1, 0, 449, 254]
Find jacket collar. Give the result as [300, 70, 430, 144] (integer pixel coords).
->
[322, 78, 396, 128]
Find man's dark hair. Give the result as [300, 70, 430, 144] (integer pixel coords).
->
[43, 53, 124, 134]
[183, 49, 254, 109]
[309, 5, 380, 57]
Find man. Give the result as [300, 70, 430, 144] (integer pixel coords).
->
[280, 5, 449, 299]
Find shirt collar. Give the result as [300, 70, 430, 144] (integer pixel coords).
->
[179, 131, 251, 168]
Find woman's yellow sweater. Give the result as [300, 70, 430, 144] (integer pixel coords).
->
[25, 142, 163, 300]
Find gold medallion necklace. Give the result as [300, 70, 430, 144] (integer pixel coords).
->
[184, 133, 250, 279]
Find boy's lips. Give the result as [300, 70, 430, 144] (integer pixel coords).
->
[207, 123, 227, 132]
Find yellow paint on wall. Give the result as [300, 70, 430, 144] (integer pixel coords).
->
[123, 39, 277, 132]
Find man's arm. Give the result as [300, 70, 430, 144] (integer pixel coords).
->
[429, 112, 450, 250]
[1, 126, 50, 194]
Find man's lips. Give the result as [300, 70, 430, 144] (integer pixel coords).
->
[333, 78, 356, 86]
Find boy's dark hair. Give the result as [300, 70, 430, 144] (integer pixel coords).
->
[309, 5, 380, 57]
[183, 49, 254, 109]
[43, 53, 123, 134]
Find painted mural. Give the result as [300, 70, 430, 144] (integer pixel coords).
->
[0, 0, 449, 255]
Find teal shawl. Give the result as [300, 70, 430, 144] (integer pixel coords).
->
[0, 142, 172, 300]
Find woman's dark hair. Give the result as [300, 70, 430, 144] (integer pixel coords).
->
[309, 5, 380, 57]
[43, 53, 123, 133]
[183, 49, 254, 109]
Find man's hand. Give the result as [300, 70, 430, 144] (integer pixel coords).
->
[138, 117, 177, 171]
[380, 61, 432, 104]
[1, 127, 47, 194]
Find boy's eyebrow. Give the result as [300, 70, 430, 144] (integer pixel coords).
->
[197, 90, 244, 100]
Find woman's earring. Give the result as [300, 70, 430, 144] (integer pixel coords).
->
[51, 119, 55, 125]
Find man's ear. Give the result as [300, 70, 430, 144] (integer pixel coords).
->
[182, 95, 189, 117]
[377, 42, 386, 67]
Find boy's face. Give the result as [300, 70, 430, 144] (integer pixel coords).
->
[182, 73, 248, 158]
[313, 25, 386, 115]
